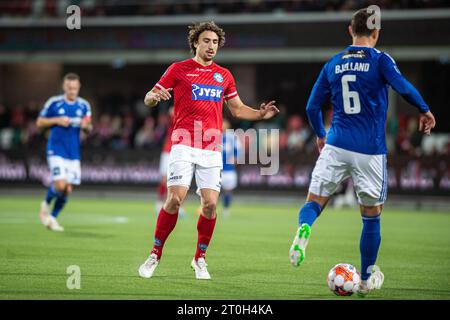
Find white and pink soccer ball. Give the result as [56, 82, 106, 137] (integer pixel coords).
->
[327, 263, 361, 296]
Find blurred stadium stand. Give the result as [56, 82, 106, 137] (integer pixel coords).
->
[0, 0, 449, 17]
[0, 0, 449, 198]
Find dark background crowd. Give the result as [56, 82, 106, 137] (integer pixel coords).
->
[1, 95, 448, 158]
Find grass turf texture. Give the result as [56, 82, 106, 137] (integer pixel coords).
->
[0, 195, 449, 300]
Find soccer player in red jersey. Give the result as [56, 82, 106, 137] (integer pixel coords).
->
[138, 21, 279, 280]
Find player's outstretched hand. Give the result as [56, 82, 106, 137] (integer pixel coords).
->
[57, 116, 71, 127]
[316, 136, 326, 153]
[145, 88, 172, 106]
[259, 100, 280, 120]
[418, 111, 436, 135]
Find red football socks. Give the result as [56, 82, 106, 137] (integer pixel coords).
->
[151, 208, 178, 259]
[195, 214, 217, 261]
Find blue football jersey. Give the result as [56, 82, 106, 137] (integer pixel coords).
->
[306, 45, 429, 155]
[222, 131, 241, 172]
[39, 95, 91, 160]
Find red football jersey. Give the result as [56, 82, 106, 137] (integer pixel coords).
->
[154, 58, 237, 151]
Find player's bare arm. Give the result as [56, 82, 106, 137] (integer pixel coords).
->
[36, 116, 71, 130]
[226, 95, 280, 121]
[144, 87, 172, 107]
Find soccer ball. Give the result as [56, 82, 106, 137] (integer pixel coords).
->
[327, 263, 361, 296]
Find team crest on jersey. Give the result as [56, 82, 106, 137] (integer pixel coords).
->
[192, 84, 223, 102]
[58, 108, 65, 114]
[76, 109, 83, 116]
[213, 72, 223, 83]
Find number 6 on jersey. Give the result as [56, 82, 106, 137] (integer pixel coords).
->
[342, 74, 361, 114]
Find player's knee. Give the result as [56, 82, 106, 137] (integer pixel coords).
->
[361, 205, 382, 217]
[201, 200, 217, 216]
[54, 181, 67, 194]
[306, 192, 329, 210]
[165, 193, 183, 212]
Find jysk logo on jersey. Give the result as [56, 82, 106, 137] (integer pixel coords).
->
[192, 84, 223, 102]
[213, 72, 223, 83]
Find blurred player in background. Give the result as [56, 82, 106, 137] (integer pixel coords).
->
[332, 179, 357, 209]
[155, 107, 186, 219]
[139, 21, 279, 280]
[36, 73, 93, 232]
[289, 8, 436, 295]
[221, 118, 241, 218]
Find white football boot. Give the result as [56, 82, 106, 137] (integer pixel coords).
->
[191, 257, 211, 280]
[138, 253, 159, 278]
[289, 223, 311, 267]
[47, 215, 64, 232]
[39, 201, 50, 227]
[358, 268, 385, 297]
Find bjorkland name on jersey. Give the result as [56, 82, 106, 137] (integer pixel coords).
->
[335, 62, 370, 74]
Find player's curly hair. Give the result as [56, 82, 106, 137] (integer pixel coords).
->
[188, 21, 225, 55]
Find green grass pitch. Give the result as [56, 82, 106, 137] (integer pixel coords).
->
[0, 195, 449, 300]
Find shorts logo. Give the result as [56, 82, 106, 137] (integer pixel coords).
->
[168, 174, 183, 181]
[213, 72, 223, 83]
[192, 84, 223, 102]
[52, 167, 61, 176]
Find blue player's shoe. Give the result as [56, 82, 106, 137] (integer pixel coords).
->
[289, 223, 311, 267]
